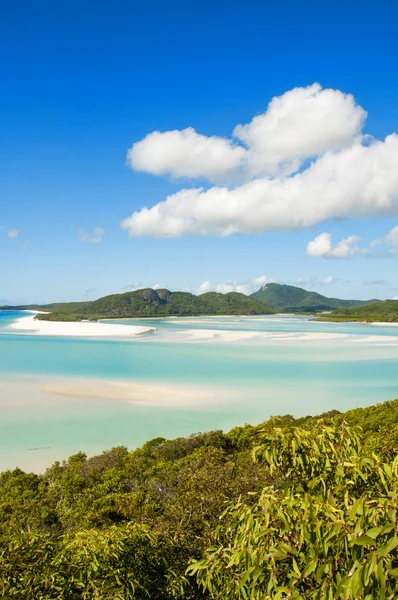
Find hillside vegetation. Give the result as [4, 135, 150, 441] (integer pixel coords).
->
[28, 288, 275, 321]
[316, 299, 398, 323]
[1, 398, 397, 598]
[251, 283, 379, 312]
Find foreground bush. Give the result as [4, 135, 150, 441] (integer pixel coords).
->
[0, 400, 397, 598]
[190, 423, 398, 599]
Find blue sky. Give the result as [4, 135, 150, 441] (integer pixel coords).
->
[1, 0, 398, 304]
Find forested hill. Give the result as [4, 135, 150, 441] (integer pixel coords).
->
[30, 288, 275, 321]
[317, 299, 398, 323]
[0, 398, 397, 598]
[251, 282, 379, 312]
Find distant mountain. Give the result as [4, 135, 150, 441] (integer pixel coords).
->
[250, 283, 379, 312]
[317, 299, 398, 323]
[26, 288, 275, 321]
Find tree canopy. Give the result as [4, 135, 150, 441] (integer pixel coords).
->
[1, 399, 397, 598]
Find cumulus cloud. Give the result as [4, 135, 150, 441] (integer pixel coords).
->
[233, 83, 366, 178]
[196, 275, 273, 296]
[127, 128, 246, 183]
[121, 84, 398, 237]
[127, 83, 366, 184]
[78, 227, 105, 244]
[308, 225, 398, 260]
[306, 233, 363, 258]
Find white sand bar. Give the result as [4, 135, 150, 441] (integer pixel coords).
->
[9, 313, 155, 338]
[178, 329, 348, 342]
[37, 378, 229, 408]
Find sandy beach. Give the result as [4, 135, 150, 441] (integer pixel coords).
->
[8, 312, 155, 338]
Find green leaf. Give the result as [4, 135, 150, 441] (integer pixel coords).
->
[303, 559, 318, 577]
[377, 536, 398, 558]
[351, 534, 375, 546]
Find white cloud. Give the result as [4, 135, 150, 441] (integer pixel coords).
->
[122, 131, 398, 237]
[122, 84, 398, 239]
[78, 227, 105, 244]
[233, 83, 366, 178]
[196, 275, 273, 296]
[323, 276, 334, 285]
[306, 232, 362, 258]
[385, 225, 398, 246]
[127, 84, 366, 184]
[1, 226, 20, 239]
[383, 225, 398, 255]
[370, 225, 398, 256]
[127, 128, 246, 183]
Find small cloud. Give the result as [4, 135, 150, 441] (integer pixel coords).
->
[21, 241, 30, 250]
[120, 282, 143, 292]
[196, 275, 273, 296]
[1, 226, 20, 240]
[323, 276, 334, 285]
[295, 277, 314, 286]
[306, 233, 362, 259]
[371, 226, 398, 256]
[78, 227, 105, 244]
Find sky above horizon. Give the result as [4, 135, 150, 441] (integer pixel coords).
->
[1, 0, 398, 305]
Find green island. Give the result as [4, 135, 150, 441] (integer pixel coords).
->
[1, 398, 397, 599]
[251, 282, 379, 312]
[16, 288, 275, 322]
[315, 299, 398, 323]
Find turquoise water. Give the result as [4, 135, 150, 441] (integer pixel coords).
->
[1, 310, 398, 472]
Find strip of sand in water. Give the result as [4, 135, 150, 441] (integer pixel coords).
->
[8, 313, 155, 338]
[177, 329, 349, 342]
[36, 377, 231, 408]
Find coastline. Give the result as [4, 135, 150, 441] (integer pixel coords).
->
[8, 312, 155, 338]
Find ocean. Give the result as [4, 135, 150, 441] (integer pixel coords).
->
[1, 310, 398, 472]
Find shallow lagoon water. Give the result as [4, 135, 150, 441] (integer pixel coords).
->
[1, 310, 398, 472]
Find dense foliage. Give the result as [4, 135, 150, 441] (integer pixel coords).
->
[29, 288, 275, 321]
[1, 399, 397, 598]
[251, 283, 379, 312]
[317, 299, 398, 323]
